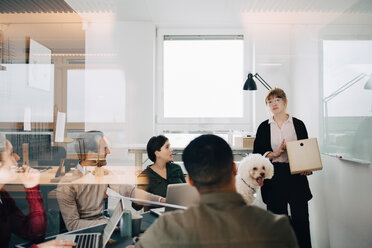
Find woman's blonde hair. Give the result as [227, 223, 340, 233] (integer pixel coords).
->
[265, 88, 287, 104]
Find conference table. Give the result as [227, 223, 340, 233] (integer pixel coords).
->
[1, 165, 138, 186]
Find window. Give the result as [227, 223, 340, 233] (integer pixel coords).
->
[157, 32, 251, 132]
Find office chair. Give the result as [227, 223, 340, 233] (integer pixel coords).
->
[39, 146, 66, 166]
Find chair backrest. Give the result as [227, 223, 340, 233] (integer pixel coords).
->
[6, 133, 52, 162]
[38, 146, 66, 166]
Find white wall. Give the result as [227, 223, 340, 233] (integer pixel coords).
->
[84, 21, 155, 147]
[246, 24, 293, 129]
[291, 24, 327, 248]
[291, 21, 372, 248]
[322, 155, 372, 248]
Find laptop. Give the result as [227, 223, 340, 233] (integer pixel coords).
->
[150, 183, 199, 216]
[56, 199, 125, 248]
[286, 138, 323, 174]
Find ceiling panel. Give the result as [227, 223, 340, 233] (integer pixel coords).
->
[1, 0, 371, 21]
[0, 0, 75, 14]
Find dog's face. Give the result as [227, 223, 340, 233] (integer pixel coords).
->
[249, 164, 268, 187]
[238, 154, 274, 187]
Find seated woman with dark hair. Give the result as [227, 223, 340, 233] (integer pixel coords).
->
[137, 135, 186, 198]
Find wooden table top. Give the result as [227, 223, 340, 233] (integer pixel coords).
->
[1, 165, 138, 185]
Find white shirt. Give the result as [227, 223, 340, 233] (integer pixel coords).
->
[266, 115, 297, 163]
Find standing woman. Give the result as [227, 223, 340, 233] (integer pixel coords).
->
[137, 135, 186, 198]
[253, 88, 312, 248]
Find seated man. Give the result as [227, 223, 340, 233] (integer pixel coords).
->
[57, 131, 165, 231]
[135, 134, 299, 248]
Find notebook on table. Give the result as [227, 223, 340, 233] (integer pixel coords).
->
[286, 138, 323, 174]
[56, 199, 125, 248]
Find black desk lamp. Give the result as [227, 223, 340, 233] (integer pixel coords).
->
[243, 73, 272, 91]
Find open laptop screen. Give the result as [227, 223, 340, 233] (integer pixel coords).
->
[102, 199, 125, 246]
[165, 183, 199, 211]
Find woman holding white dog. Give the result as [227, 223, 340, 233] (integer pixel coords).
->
[253, 88, 312, 248]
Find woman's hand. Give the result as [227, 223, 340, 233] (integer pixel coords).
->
[20, 165, 40, 188]
[300, 170, 313, 176]
[277, 139, 286, 156]
[37, 239, 76, 248]
[267, 139, 286, 158]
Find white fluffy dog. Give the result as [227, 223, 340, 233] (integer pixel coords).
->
[236, 154, 274, 205]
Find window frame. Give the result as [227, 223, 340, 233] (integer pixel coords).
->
[156, 28, 254, 132]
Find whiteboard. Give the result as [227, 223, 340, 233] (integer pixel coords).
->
[322, 40, 372, 163]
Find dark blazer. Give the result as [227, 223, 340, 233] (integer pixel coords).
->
[253, 117, 308, 155]
[253, 117, 312, 203]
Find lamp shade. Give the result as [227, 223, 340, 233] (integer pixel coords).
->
[243, 73, 257, 90]
[364, 74, 372, 90]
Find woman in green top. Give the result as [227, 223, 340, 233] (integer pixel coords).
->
[137, 135, 186, 198]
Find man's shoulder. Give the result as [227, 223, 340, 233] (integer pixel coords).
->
[246, 206, 296, 236]
[57, 183, 107, 194]
[142, 205, 296, 248]
[157, 203, 287, 223]
[244, 205, 289, 222]
[158, 209, 191, 222]
[140, 209, 190, 242]
[151, 207, 201, 231]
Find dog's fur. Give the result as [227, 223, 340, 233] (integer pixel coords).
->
[236, 154, 274, 205]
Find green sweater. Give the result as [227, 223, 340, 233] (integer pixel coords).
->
[137, 163, 186, 198]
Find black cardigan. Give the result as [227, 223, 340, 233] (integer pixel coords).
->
[253, 117, 308, 156]
[253, 117, 312, 203]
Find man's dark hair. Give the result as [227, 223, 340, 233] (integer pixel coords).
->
[75, 131, 104, 161]
[182, 134, 234, 191]
[147, 135, 168, 163]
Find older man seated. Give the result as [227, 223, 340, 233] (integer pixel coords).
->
[56, 131, 165, 231]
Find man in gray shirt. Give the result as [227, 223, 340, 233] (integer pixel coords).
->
[135, 134, 298, 248]
[57, 131, 164, 231]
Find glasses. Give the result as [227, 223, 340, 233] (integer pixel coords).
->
[266, 98, 283, 105]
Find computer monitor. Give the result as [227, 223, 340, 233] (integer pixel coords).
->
[6, 133, 52, 163]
